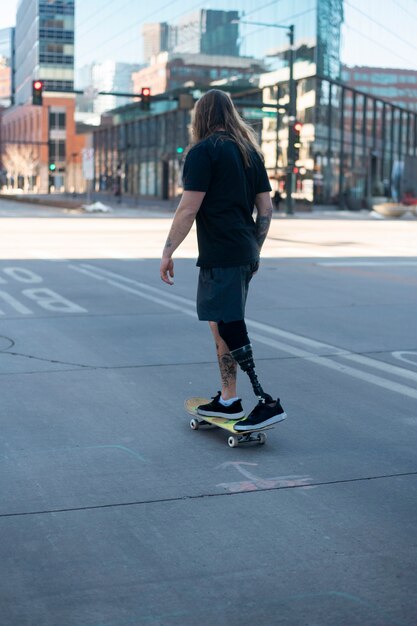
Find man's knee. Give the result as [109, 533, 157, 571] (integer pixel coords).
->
[217, 319, 249, 352]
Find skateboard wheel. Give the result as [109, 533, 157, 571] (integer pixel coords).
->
[190, 418, 199, 430]
[258, 432, 267, 445]
[228, 435, 239, 448]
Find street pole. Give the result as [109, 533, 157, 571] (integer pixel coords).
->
[286, 24, 296, 216]
[232, 19, 297, 215]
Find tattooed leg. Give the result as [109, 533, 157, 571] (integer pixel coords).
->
[218, 349, 237, 397]
[208, 322, 237, 400]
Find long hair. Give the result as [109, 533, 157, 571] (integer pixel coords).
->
[191, 89, 263, 167]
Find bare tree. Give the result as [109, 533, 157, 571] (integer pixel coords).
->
[2, 144, 40, 191]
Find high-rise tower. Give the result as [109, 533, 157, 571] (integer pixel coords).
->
[15, 0, 75, 105]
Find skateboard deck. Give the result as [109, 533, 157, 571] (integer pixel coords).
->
[185, 397, 273, 448]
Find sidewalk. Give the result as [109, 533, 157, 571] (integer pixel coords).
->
[2, 191, 416, 220]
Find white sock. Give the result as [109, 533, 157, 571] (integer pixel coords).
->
[220, 396, 239, 406]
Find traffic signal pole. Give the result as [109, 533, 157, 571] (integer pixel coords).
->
[286, 25, 296, 216]
[232, 18, 296, 215]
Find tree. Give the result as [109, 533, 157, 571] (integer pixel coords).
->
[2, 144, 39, 191]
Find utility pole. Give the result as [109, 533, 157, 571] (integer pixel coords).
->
[286, 24, 296, 215]
[232, 19, 297, 215]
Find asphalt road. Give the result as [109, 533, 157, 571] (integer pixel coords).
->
[1, 198, 417, 625]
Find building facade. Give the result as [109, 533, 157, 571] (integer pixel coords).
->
[92, 0, 417, 207]
[132, 52, 265, 96]
[265, 0, 343, 79]
[15, 0, 75, 105]
[76, 61, 142, 124]
[260, 62, 417, 207]
[1, 0, 85, 193]
[142, 23, 171, 64]
[172, 10, 239, 57]
[0, 28, 14, 108]
[342, 66, 417, 113]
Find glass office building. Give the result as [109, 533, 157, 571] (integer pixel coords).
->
[0, 28, 14, 107]
[15, 0, 74, 105]
[246, 0, 343, 79]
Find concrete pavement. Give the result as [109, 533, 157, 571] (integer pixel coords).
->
[0, 198, 416, 625]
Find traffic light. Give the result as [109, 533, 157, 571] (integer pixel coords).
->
[141, 87, 151, 111]
[32, 80, 44, 106]
[49, 163, 56, 172]
[292, 121, 302, 160]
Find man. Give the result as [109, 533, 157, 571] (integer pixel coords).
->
[160, 90, 287, 431]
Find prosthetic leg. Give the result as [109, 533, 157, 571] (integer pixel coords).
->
[217, 320, 273, 404]
[217, 319, 287, 432]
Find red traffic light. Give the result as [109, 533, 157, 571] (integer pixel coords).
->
[294, 121, 302, 132]
[32, 80, 44, 105]
[141, 87, 151, 111]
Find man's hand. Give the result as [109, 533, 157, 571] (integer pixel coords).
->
[160, 257, 174, 285]
[159, 190, 206, 287]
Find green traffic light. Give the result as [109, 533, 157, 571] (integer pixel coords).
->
[49, 163, 56, 171]
[176, 147, 184, 154]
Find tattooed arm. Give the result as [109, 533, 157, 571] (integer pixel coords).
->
[254, 191, 273, 251]
[160, 190, 205, 285]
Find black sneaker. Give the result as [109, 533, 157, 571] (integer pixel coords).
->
[234, 398, 287, 431]
[197, 392, 245, 419]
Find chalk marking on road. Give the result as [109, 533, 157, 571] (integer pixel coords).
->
[68, 263, 417, 399]
[215, 461, 314, 493]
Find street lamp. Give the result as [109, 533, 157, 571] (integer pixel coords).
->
[232, 19, 296, 214]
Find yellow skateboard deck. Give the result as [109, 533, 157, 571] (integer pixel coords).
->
[185, 397, 272, 447]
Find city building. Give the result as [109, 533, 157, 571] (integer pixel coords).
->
[265, 0, 344, 80]
[172, 9, 240, 57]
[0, 28, 14, 108]
[92, 0, 417, 207]
[76, 61, 142, 125]
[1, 0, 86, 193]
[14, 0, 75, 105]
[142, 22, 171, 64]
[342, 66, 417, 112]
[132, 52, 265, 96]
[260, 58, 417, 207]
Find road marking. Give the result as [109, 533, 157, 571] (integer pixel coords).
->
[317, 261, 417, 267]
[392, 351, 417, 367]
[0, 290, 33, 315]
[250, 331, 417, 400]
[69, 264, 196, 317]
[69, 263, 417, 400]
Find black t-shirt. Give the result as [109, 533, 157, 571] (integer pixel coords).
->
[182, 132, 272, 267]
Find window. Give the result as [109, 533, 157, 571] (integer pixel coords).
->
[49, 111, 66, 129]
[49, 140, 66, 160]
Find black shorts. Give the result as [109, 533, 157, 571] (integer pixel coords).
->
[196, 262, 258, 323]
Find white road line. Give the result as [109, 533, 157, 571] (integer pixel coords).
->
[69, 264, 197, 318]
[317, 261, 417, 267]
[249, 332, 417, 400]
[78, 263, 197, 306]
[69, 263, 417, 400]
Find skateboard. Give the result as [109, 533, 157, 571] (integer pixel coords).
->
[185, 397, 273, 448]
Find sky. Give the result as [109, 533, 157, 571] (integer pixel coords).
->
[1, 0, 417, 72]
